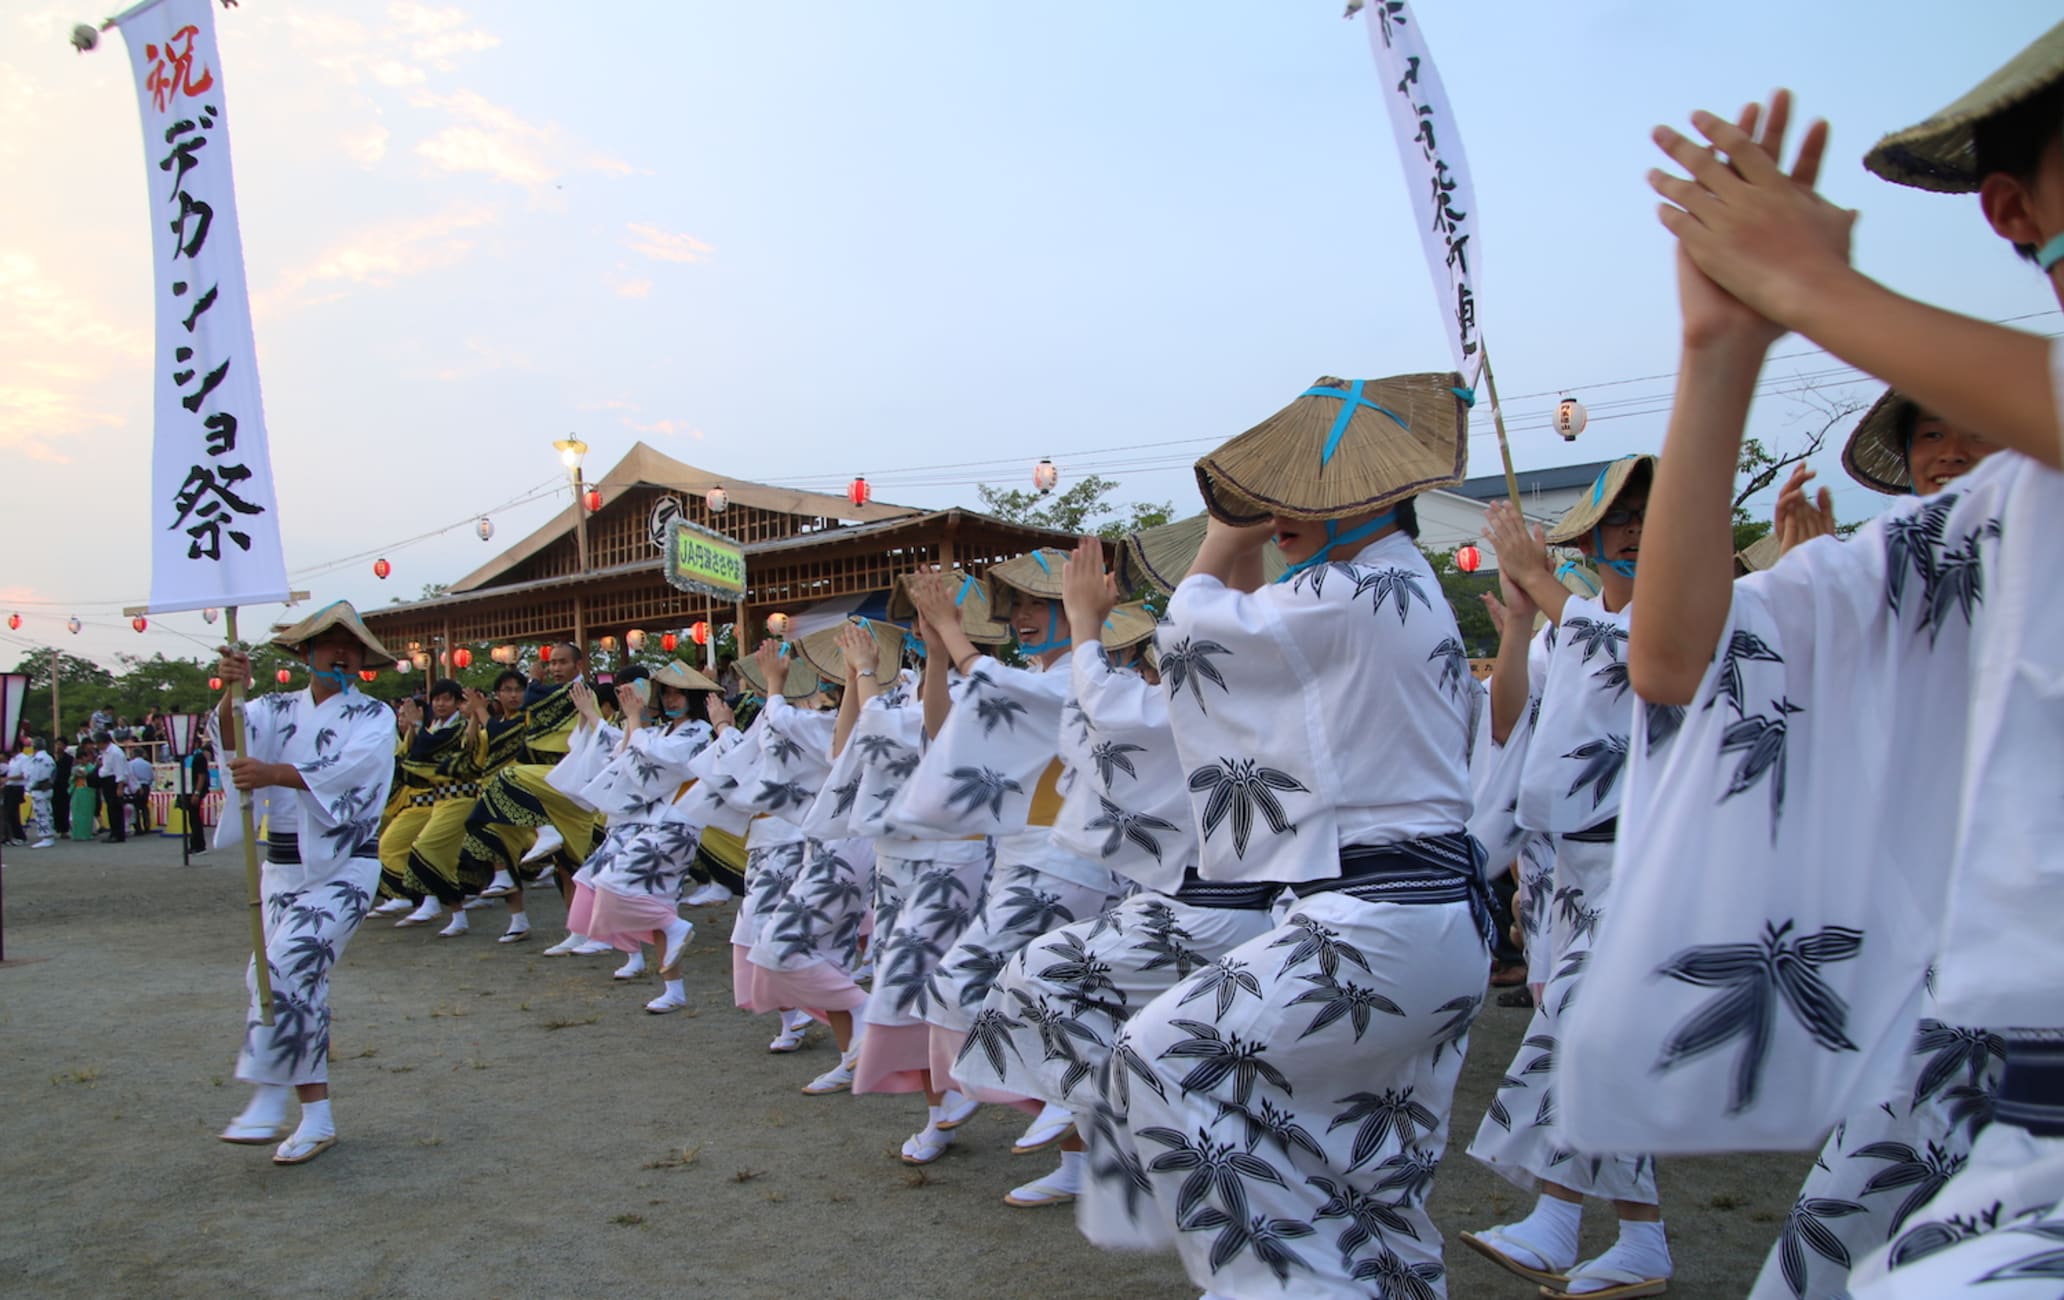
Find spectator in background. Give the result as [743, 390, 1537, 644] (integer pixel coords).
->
[95, 732, 126, 843]
[89, 705, 114, 736]
[127, 744, 155, 834]
[69, 741, 99, 842]
[3, 744, 27, 845]
[50, 737, 74, 839]
[185, 740, 212, 854]
[22, 739, 56, 849]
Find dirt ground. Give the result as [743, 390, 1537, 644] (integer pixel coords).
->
[0, 834, 1816, 1298]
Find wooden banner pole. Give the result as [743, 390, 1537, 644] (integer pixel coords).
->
[221, 607, 273, 1026]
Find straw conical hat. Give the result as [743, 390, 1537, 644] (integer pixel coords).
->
[985, 548, 1076, 604]
[1734, 534, 1783, 575]
[1865, 20, 2064, 192]
[887, 569, 1010, 645]
[1195, 373, 1471, 524]
[1841, 388, 1918, 496]
[1095, 602, 1158, 652]
[795, 618, 907, 683]
[1545, 455, 1657, 546]
[271, 600, 396, 668]
[1555, 560, 1604, 598]
[735, 652, 820, 700]
[1115, 514, 1289, 594]
[652, 660, 722, 693]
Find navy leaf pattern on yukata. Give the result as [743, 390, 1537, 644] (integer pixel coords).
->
[1288, 972, 1403, 1042]
[958, 1005, 1026, 1078]
[973, 696, 1028, 736]
[1563, 735, 1629, 809]
[1773, 1195, 1868, 1297]
[1428, 992, 1481, 1065]
[1328, 1086, 1438, 1173]
[754, 779, 813, 813]
[1719, 698, 1805, 834]
[1090, 741, 1145, 787]
[1886, 1200, 2004, 1271]
[945, 766, 1022, 820]
[1140, 1125, 1290, 1225]
[1645, 701, 1687, 749]
[1308, 1174, 1420, 1267]
[1428, 637, 1470, 702]
[1652, 919, 1864, 1114]
[1158, 1020, 1292, 1106]
[1087, 796, 1180, 862]
[1189, 759, 1307, 859]
[1706, 629, 1785, 716]
[1971, 1221, 2064, 1285]
[1562, 616, 1628, 664]
[1161, 638, 1234, 714]
[1217, 1098, 1326, 1164]
[1268, 915, 1372, 981]
[1882, 496, 1957, 618]
[1910, 1021, 2006, 1108]
[1351, 567, 1431, 624]
[1350, 1247, 1444, 1299]
[1178, 956, 1265, 1020]
[1920, 519, 2002, 647]
[1853, 1139, 1967, 1235]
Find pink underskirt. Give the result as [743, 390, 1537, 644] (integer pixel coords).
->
[731, 944, 772, 1013]
[567, 882, 599, 938]
[751, 959, 867, 1020]
[585, 884, 676, 952]
[853, 1022, 932, 1095]
[928, 1025, 1038, 1115]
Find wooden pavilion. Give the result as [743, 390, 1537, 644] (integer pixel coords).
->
[360, 443, 1085, 663]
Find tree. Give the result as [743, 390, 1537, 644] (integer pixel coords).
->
[1423, 548, 1500, 659]
[9, 647, 115, 741]
[976, 474, 1174, 541]
[392, 582, 450, 605]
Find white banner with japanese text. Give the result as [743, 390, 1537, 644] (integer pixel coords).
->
[1360, 0, 1483, 387]
[116, 0, 290, 614]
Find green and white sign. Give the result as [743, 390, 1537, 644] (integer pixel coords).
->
[665, 519, 746, 598]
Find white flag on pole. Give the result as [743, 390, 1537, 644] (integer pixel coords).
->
[1359, 1, 1484, 388]
[116, 0, 290, 615]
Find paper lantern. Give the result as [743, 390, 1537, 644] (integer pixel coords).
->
[5, 613, 17, 631]
[395, 659, 413, 675]
[583, 487, 603, 513]
[660, 632, 678, 652]
[847, 475, 871, 507]
[625, 629, 646, 652]
[373, 558, 391, 580]
[208, 676, 223, 691]
[1554, 397, 1587, 442]
[276, 668, 293, 684]
[705, 485, 728, 514]
[412, 651, 430, 671]
[1033, 457, 1058, 495]
[451, 647, 473, 669]
[358, 669, 379, 683]
[690, 621, 710, 647]
[131, 616, 148, 633]
[67, 617, 81, 635]
[765, 613, 790, 638]
[202, 607, 219, 624]
[1455, 544, 1481, 574]
[476, 516, 494, 542]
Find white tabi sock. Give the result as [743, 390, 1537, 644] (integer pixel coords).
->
[1502, 1194, 1583, 1272]
[293, 1098, 335, 1141]
[782, 1009, 813, 1033]
[927, 1104, 947, 1127]
[234, 1084, 291, 1129]
[1565, 1219, 1672, 1294]
[505, 914, 530, 936]
[663, 978, 684, 999]
[1048, 1149, 1085, 1193]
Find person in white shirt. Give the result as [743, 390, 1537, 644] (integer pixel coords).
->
[3, 747, 28, 845]
[127, 747, 155, 834]
[95, 732, 128, 843]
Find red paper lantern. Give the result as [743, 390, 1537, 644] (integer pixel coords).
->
[131, 616, 148, 633]
[847, 475, 871, 507]
[451, 647, 473, 669]
[1455, 544, 1481, 574]
[583, 487, 602, 513]
[276, 668, 293, 684]
[373, 558, 391, 580]
[358, 669, 378, 682]
[208, 676, 224, 691]
[690, 621, 710, 647]
[5, 613, 18, 631]
[660, 632, 678, 652]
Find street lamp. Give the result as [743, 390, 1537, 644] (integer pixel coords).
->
[554, 437, 592, 573]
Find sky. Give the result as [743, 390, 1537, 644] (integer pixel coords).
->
[4, 0, 2059, 672]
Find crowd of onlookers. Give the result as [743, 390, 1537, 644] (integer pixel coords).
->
[6, 711, 213, 850]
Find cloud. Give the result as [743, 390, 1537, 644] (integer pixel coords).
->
[624, 419, 703, 440]
[254, 203, 500, 316]
[623, 223, 713, 264]
[410, 89, 636, 193]
[611, 277, 653, 299]
[0, 250, 146, 464]
[424, 335, 535, 383]
[340, 121, 391, 166]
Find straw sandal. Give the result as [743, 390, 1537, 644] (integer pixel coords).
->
[1460, 1227, 1574, 1287]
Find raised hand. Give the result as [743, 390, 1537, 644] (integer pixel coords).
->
[1650, 90, 1853, 335]
[753, 637, 790, 695]
[705, 693, 736, 733]
[1060, 535, 1117, 646]
[904, 570, 963, 633]
[1773, 463, 1837, 553]
[569, 680, 600, 724]
[1482, 502, 1549, 616]
[215, 646, 250, 689]
[838, 621, 879, 679]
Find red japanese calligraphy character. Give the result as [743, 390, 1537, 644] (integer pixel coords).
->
[143, 25, 215, 114]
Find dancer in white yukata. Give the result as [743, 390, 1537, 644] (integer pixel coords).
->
[839, 584, 1005, 1165]
[18, 738, 55, 849]
[893, 557, 1122, 1207]
[1084, 373, 1489, 1298]
[553, 662, 722, 1014]
[1459, 457, 1673, 1300]
[961, 539, 1281, 1219]
[1738, 392, 2007, 1300]
[1562, 69, 2064, 1299]
[211, 602, 397, 1166]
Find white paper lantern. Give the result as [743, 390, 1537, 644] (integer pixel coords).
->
[705, 485, 729, 514]
[476, 516, 494, 541]
[1555, 397, 1588, 442]
[1033, 457, 1058, 495]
